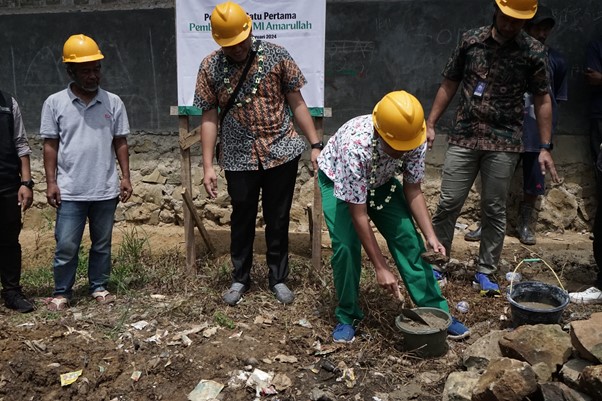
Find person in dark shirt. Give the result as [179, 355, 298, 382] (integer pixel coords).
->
[570, 37, 602, 304]
[465, 5, 568, 246]
[426, 0, 559, 297]
[0, 91, 35, 313]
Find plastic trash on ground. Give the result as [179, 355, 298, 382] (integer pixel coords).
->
[246, 368, 277, 397]
[131, 371, 142, 382]
[60, 370, 83, 386]
[187, 379, 224, 401]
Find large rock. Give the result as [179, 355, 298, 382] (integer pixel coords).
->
[531, 361, 553, 383]
[540, 382, 592, 401]
[498, 325, 572, 372]
[442, 371, 480, 401]
[539, 187, 578, 230]
[472, 357, 538, 401]
[560, 358, 595, 389]
[142, 168, 167, 185]
[580, 365, 602, 399]
[462, 330, 506, 372]
[570, 312, 602, 363]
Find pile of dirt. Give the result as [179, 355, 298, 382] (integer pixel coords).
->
[0, 225, 599, 400]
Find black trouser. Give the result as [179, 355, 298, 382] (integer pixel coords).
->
[594, 151, 602, 286]
[591, 118, 602, 286]
[0, 186, 22, 296]
[225, 155, 300, 288]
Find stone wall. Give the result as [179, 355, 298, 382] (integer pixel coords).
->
[23, 132, 597, 237]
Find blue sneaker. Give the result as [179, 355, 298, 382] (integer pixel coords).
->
[332, 323, 355, 343]
[448, 317, 470, 340]
[433, 270, 447, 288]
[473, 273, 501, 297]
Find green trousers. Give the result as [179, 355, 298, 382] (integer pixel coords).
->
[318, 170, 449, 326]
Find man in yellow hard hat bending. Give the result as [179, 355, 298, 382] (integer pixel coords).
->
[318, 91, 470, 343]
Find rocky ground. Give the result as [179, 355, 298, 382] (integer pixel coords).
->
[0, 224, 600, 401]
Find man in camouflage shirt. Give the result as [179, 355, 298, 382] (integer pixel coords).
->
[425, 0, 559, 297]
[194, 1, 321, 306]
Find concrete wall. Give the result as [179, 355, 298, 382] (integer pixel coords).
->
[1, 0, 599, 236]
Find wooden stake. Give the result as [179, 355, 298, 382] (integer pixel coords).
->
[312, 117, 324, 271]
[181, 188, 216, 255]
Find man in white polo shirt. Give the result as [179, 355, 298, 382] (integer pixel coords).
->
[40, 34, 132, 311]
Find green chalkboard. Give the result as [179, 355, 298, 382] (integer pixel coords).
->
[0, 8, 176, 132]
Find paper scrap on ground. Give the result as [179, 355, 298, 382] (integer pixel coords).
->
[187, 379, 224, 401]
[60, 370, 83, 386]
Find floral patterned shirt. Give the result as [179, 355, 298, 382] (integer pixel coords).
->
[443, 26, 549, 152]
[194, 39, 307, 171]
[317, 115, 426, 204]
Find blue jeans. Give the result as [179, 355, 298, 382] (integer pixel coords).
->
[52, 198, 118, 298]
[432, 145, 519, 274]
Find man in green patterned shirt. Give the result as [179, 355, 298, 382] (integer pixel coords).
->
[426, 0, 560, 297]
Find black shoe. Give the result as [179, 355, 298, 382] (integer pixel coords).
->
[464, 226, 482, 242]
[4, 291, 35, 313]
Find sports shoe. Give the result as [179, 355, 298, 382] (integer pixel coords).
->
[433, 270, 447, 288]
[447, 317, 470, 340]
[3, 291, 35, 313]
[569, 287, 602, 305]
[473, 273, 501, 297]
[464, 226, 481, 242]
[332, 323, 355, 343]
[271, 283, 295, 304]
[222, 282, 248, 306]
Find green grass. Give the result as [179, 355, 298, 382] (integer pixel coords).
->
[110, 226, 152, 294]
[21, 245, 89, 297]
[21, 226, 161, 298]
[213, 310, 235, 329]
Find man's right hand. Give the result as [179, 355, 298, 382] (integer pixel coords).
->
[375, 268, 402, 300]
[203, 167, 218, 198]
[585, 67, 602, 86]
[46, 182, 61, 208]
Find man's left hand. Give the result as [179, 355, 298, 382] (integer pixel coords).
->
[538, 149, 560, 183]
[120, 178, 133, 202]
[310, 148, 321, 175]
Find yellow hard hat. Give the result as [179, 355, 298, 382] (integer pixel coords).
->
[211, 1, 252, 47]
[372, 91, 426, 151]
[62, 34, 104, 63]
[495, 0, 538, 19]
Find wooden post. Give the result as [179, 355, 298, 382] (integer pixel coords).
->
[312, 117, 324, 271]
[179, 115, 196, 273]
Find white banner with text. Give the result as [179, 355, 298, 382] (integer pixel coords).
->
[175, 0, 326, 113]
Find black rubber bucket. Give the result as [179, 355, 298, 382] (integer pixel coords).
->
[507, 281, 569, 327]
[395, 307, 451, 357]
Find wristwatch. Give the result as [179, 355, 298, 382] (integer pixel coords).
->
[20, 179, 35, 189]
[311, 141, 324, 150]
[539, 143, 553, 151]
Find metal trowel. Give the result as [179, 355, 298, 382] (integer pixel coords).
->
[397, 292, 430, 326]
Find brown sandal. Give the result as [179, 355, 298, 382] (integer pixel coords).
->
[92, 290, 116, 304]
[46, 297, 69, 311]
